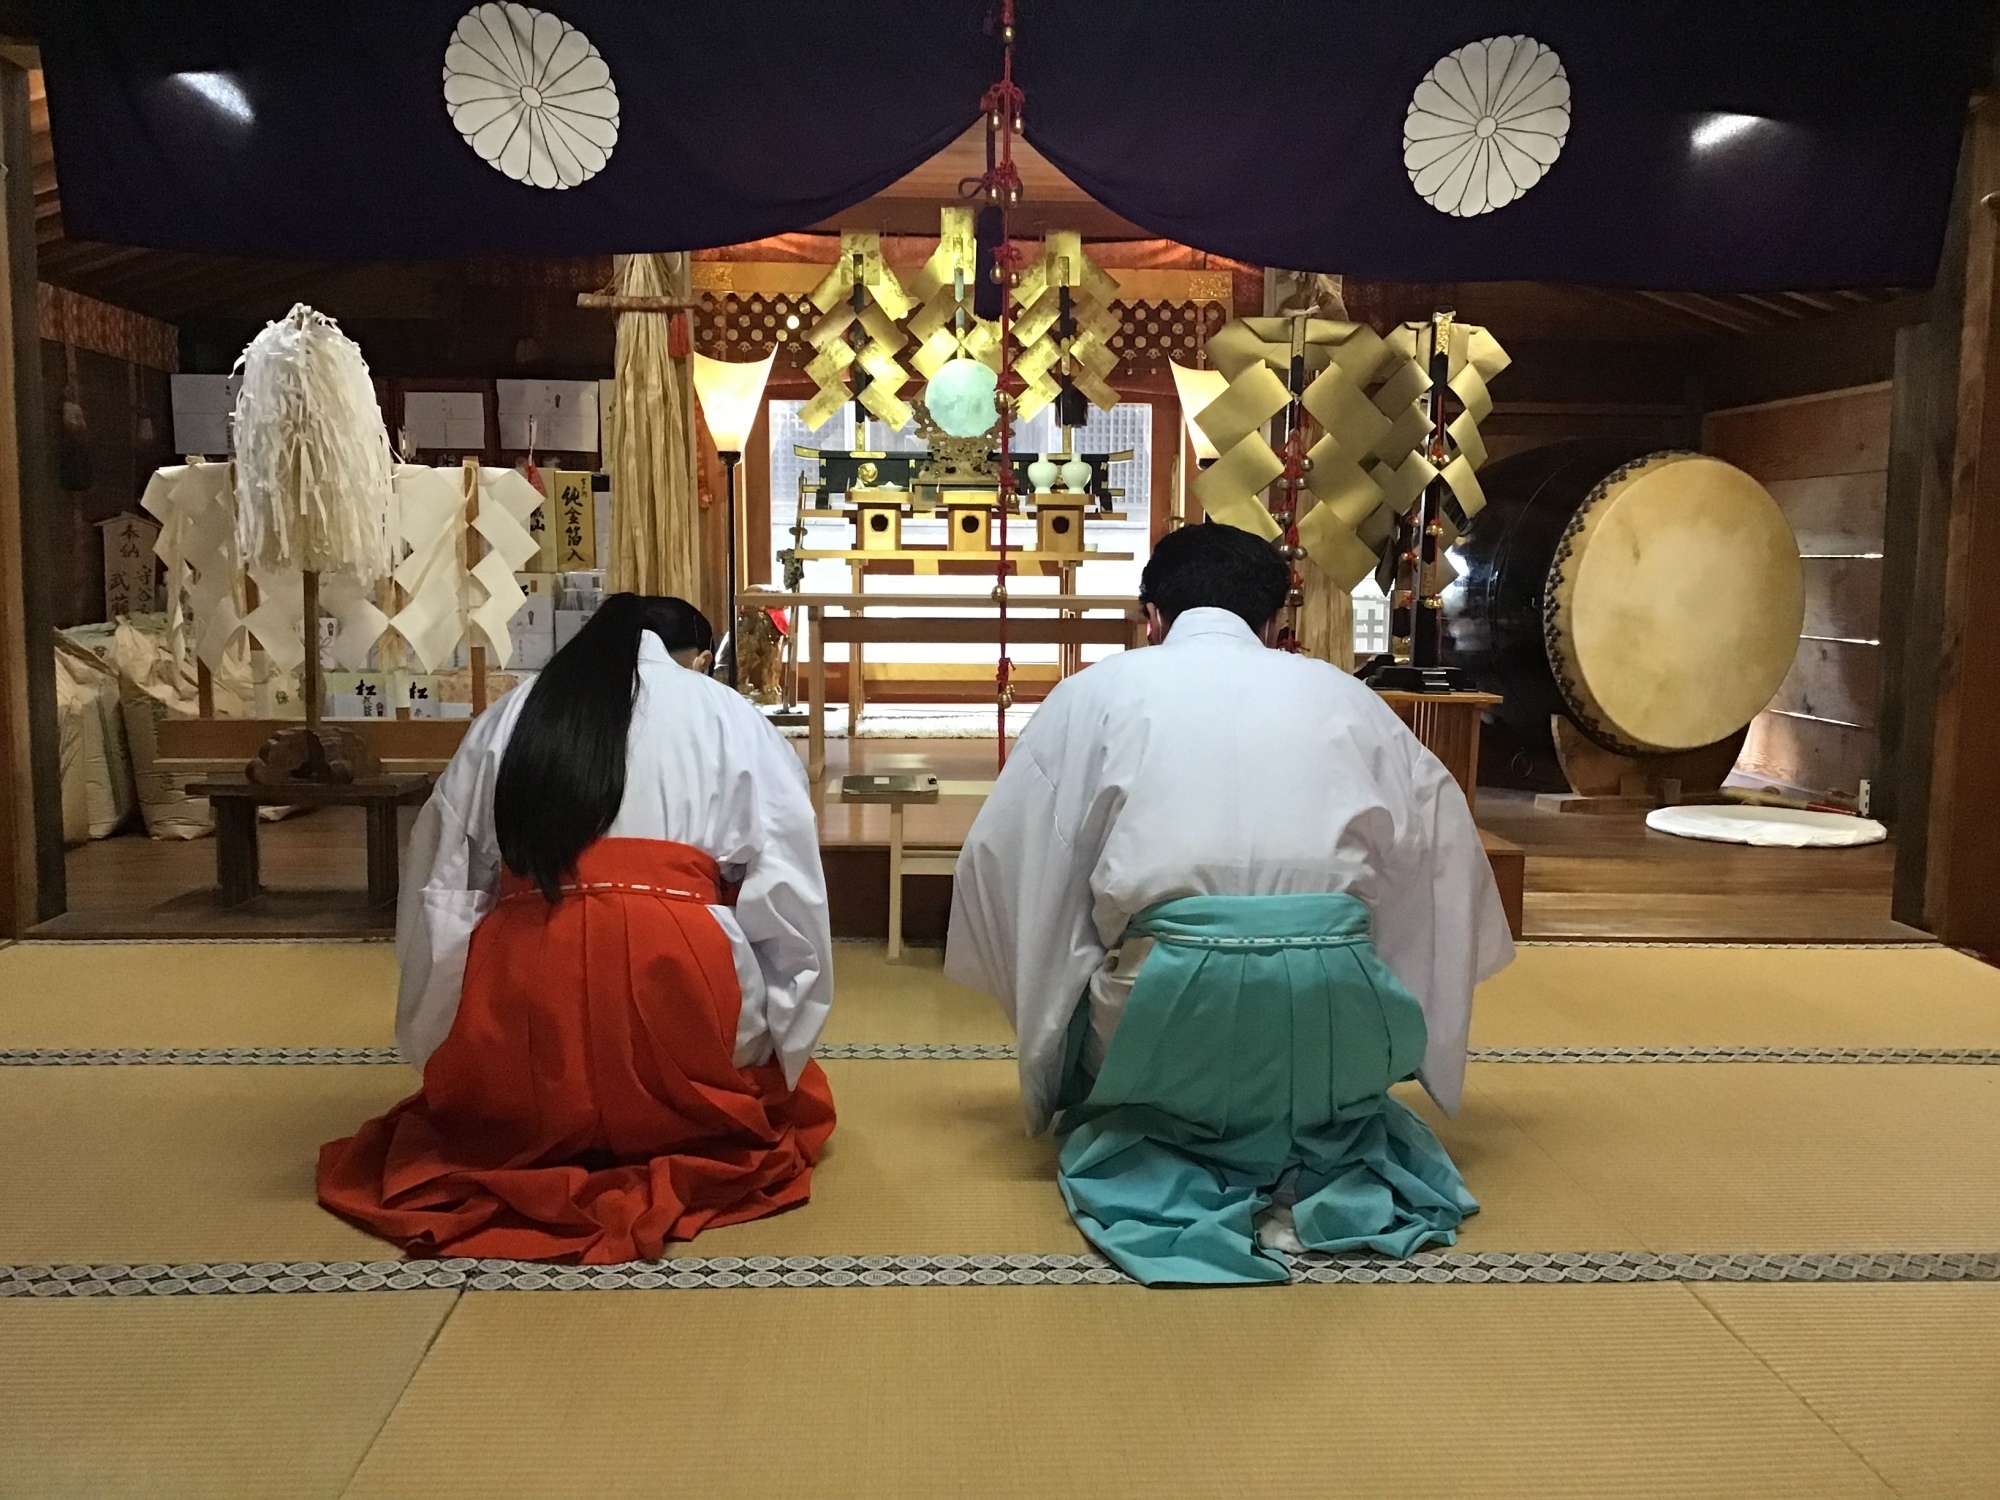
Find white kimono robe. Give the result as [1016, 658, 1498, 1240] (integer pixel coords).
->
[945, 607, 1514, 1134]
[396, 633, 834, 1086]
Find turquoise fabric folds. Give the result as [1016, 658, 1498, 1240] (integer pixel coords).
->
[1054, 892, 1477, 1286]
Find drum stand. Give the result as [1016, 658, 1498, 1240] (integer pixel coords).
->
[1536, 718, 1749, 815]
[1358, 312, 1475, 695]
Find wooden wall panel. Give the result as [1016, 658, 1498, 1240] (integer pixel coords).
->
[1769, 639, 1881, 729]
[1702, 383, 1892, 481]
[1765, 471, 1888, 553]
[1799, 556, 1883, 641]
[1703, 383, 1890, 800]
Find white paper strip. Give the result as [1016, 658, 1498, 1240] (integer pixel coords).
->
[244, 563, 306, 674]
[388, 466, 469, 674]
[320, 572, 391, 672]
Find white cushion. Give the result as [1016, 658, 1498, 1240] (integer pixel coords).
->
[1645, 804, 1886, 848]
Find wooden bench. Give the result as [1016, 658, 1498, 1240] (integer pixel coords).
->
[1480, 829, 1526, 940]
[186, 774, 434, 909]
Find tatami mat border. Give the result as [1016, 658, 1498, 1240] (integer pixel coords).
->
[1514, 939, 1943, 950]
[0, 1046, 409, 1066]
[12, 936, 392, 945]
[5, 1251, 1996, 1298]
[9, 1043, 2000, 1067]
[5, 938, 1945, 950]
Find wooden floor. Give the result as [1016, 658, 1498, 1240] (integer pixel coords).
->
[1477, 790, 1920, 943]
[46, 738, 1924, 944]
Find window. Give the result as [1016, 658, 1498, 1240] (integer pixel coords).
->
[1352, 574, 1391, 659]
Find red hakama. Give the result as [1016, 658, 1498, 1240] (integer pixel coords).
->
[318, 838, 836, 1263]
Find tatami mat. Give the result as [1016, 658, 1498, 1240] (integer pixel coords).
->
[1474, 943, 2000, 1048]
[1694, 1283, 2000, 1500]
[0, 1292, 456, 1500]
[670, 1059, 1081, 1259]
[8, 939, 1996, 1056]
[818, 945, 1013, 1044]
[0, 1064, 416, 1263]
[9, 1055, 1995, 1266]
[0, 942, 398, 1048]
[1446, 1063, 2000, 1252]
[5, 939, 1996, 1498]
[0, 940, 1013, 1050]
[341, 1284, 1899, 1500]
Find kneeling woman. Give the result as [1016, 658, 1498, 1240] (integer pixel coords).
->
[320, 596, 835, 1263]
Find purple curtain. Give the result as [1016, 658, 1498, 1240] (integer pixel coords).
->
[39, 0, 1981, 287]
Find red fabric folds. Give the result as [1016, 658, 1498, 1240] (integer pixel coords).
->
[318, 838, 835, 1264]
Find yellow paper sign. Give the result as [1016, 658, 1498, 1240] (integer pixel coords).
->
[554, 470, 595, 569]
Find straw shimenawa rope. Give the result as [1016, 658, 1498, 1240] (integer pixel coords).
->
[604, 252, 699, 598]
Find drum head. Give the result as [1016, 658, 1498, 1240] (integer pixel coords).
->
[1548, 452, 1803, 753]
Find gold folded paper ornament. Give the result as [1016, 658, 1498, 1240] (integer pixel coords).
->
[1205, 316, 1400, 389]
[908, 206, 993, 377]
[1010, 231, 1122, 423]
[1301, 361, 1393, 461]
[1302, 436, 1383, 528]
[1192, 439, 1284, 540]
[801, 231, 915, 432]
[1296, 500, 1382, 592]
[1193, 362, 1290, 454]
[1183, 312, 1507, 591]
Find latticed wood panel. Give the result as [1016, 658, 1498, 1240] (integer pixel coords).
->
[694, 293, 1228, 380]
[1106, 299, 1228, 378]
[696, 292, 819, 359]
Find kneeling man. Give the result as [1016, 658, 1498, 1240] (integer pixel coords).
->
[946, 522, 1512, 1285]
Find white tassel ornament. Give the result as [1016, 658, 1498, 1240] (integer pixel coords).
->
[231, 304, 393, 583]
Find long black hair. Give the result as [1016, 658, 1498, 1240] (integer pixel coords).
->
[493, 593, 715, 902]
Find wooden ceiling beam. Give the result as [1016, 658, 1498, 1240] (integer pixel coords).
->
[1684, 290, 1788, 329]
[74, 258, 257, 315]
[1733, 292, 1808, 320]
[1780, 290, 1841, 313]
[38, 243, 159, 281]
[1631, 289, 1761, 334]
[151, 261, 339, 320]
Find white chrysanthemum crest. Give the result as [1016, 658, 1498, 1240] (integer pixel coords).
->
[231, 305, 394, 584]
[1405, 35, 1570, 217]
[444, 3, 619, 190]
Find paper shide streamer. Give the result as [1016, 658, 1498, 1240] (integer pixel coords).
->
[231, 304, 394, 584]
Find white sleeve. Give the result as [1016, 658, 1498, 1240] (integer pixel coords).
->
[946, 726, 1106, 1136]
[392, 700, 515, 1069]
[393, 784, 498, 1068]
[730, 721, 834, 1088]
[1369, 745, 1515, 1116]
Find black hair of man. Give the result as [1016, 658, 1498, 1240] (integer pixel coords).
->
[1138, 520, 1290, 632]
[493, 593, 713, 902]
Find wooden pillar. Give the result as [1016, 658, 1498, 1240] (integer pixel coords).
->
[745, 402, 772, 587]
[0, 60, 62, 932]
[462, 458, 487, 713]
[1886, 81, 2000, 947]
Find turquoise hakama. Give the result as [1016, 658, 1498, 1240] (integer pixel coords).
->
[1054, 892, 1477, 1285]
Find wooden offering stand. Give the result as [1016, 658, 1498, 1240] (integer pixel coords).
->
[1535, 717, 1748, 815]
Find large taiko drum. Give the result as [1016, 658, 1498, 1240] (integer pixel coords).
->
[1441, 442, 1803, 770]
